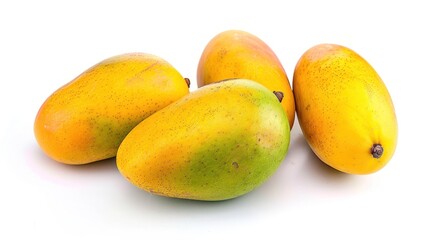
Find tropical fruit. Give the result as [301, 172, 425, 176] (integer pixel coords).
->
[117, 79, 290, 200]
[197, 30, 295, 128]
[34, 53, 189, 164]
[293, 44, 398, 174]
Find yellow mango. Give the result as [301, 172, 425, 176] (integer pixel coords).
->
[293, 44, 398, 174]
[117, 79, 290, 201]
[34, 53, 189, 165]
[197, 30, 295, 129]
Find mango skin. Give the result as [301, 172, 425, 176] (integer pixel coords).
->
[117, 79, 290, 201]
[34, 53, 189, 165]
[293, 44, 398, 174]
[197, 30, 295, 129]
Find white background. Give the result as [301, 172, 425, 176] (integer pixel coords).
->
[1, 0, 428, 239]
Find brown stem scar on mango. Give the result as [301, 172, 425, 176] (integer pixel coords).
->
[184, 78, 191, 88]
[371, 144, 383, 158]
[273, 91, 284, 102]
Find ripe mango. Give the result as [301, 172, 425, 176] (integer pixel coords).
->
[293, 44, 398, 174]
[117, 79, 290, 201]
[34, 53, 189, 165]
[197, 30, 295, 129]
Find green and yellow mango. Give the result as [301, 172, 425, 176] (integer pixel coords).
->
[117, 79, 290, 201]
[34, 53, 189, 165]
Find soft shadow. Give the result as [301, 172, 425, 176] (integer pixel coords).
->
[32, 144, 116, 170]
[292, 133, 352, 180]
[27, 143, 119, 185]
[115, 179, 254, 220]
[30, 142, 246, 208]
[125, 180, 251, 205]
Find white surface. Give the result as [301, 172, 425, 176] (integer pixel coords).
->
[1, 0, 428, 239]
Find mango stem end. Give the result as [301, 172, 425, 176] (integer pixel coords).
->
[371, 144, 383, 158]
[273, 91, 284, 102]
[184, 78, 191, 88]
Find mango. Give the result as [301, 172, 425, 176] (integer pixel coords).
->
[293, 44, 398, 174]
[197, 30, 295, 129]
[117, 79, 290, 201]
[34, 53, 189, 165]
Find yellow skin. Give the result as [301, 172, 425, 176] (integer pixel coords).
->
[197, 30, 295, 129]
[293, 44, 398, 174]
[117, 79, 290, 201]
[34, 53, 189, 165]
